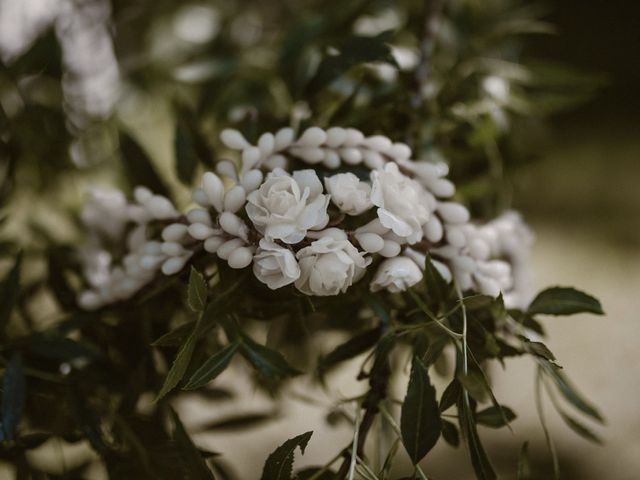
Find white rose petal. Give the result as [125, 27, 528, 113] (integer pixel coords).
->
[324, 172, 373, 216]
[253, 239, 300, 289]
[246, 168, 330, 244]
[370, 257, 423, 293]
[370, 163, 434, 244]
[295, 237, 370, 296]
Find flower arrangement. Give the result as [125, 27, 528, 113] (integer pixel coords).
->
[0, 0, 606, 479]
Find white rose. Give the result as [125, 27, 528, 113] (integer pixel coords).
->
[246, 168, 330, 244]
[324, 172, 372, 215]
[253, 239, 300, 289]
[295, 237, 371, 296]
[370, 163, 435, 244]
[370, 257, 423, 293]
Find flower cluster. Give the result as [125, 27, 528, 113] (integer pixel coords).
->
[77, 126, 533, 309]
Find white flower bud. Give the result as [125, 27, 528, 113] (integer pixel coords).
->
[379, 240, 401, 258]
[188, 222, 215, 240]
[204, 236, 224, 253]
[224, 185, 247, 213]
[370, 257, 423, 293]
[148, 195, 178, 220]
[264, 154, 287, 170]
[162, 223, 188, 242]
[475, 274, 501, 298]
[423, 216, 443, 243]
[257, 133, 275, 156]
[437, 202, 470, 224]
[242, 147, 261, 171]
[220, 129, 250, 149]
[325, 127, 347, 148]
[432, 259, 452, 283]
[140, 255, 162, 270]
[469, 238, 490, 260]
[217, 238, 244, 260]
[356, 218, 390, 236]
[446, 226, 467, 248]
[241, 169, 264, 192]
[134, 186, 153, 204]
[387, 142, 411, 160]
[161, 256, 188, 275]
[429, 178, 456, 197]
[203, 172, 225, 211]
[143, 241, 162, 255]
[274, 127, 295, 150]
[292, 147, 325, 163]
[322, 150, 341, 169]
[128, 205, 152, 224]
[161, 242, 186, 256]
[79, 291, 101, 310]
[228, 247, 253, 269]
[364, 135, 392, 152]
[307, 228, 348, 241]
[451, 255, 475, 273]
[297, 127, 326, 147]
[355, 232, 384, 253]
[192, 188, 209, 207]
[216, 160, 237, 179]
[340, 147, 363, 165]
[344, 128, 364, 146]
[219, 212, 248, 240]
[187, 208, 212, 226]
[362, 150, 384, 170]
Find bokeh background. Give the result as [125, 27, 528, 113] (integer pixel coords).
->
[1, 0, 639, 478]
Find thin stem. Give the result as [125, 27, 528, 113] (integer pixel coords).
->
[535, 366, 560, 479]
[348, 404, 362, 480]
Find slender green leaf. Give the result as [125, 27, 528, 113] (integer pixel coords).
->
[400, 357, 441, 464]
[423, 254, 451, 308]
[528, 287, 604, 316]
[542, 361, 603, 422]
[152, 321, 196, 347]
[458, 395, 497, 480]
[457, 370, 488, 404]
[183, 341, 241, 390]
[517, 442, 531, 480]
[318, 327, 381, 375]
[558, 410, 602, 444]
[240, 336, 300, 381]
[476, 405, 517, 428]
[169, 408, 216, 480]
[0, 252, 22, 336]
[188, 267, 208, 312]
[1, 353, 26, 441]
[260, 431, 313, 480]
[441, 419, 460, 447]
[439, 378, 462, 412]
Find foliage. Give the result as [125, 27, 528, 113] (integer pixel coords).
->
[0, 0, 604, 479]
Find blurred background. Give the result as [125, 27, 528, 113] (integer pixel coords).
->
[0, 0, 638, 478]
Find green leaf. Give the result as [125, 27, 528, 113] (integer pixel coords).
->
[520, 337, 556, 362]
[260, 431, 313, 480]
[476, 405, 517, 428]
[423, 254, 451, 308]
[441, 419, 460, 447]
[0, 252, 22, 337]
[155, 318, 205, 401]
[120, 131, 170, 198]
[457, 370, 489, 404]
[169, 408, 216, 480]
[400, 357, 441, 464]
[188, 267, 208, 312]
[1, 352, 26, 441]
[517, 442, 531, 480]
[318, 326, 381, 375]
[458, 395, 497, 480]
[528, 287, 604, 316]
[558, 410, 602, 444]
[174, 112, 199, 185]
[305, 31, 398, 94]
[152, 321, 196, 347]
[183, 341, 241, 390]
[240, 336, 300, 381]
[378, 437, 400, 479]
[439, 378, 462, 412]
[542, 362, 603, 422]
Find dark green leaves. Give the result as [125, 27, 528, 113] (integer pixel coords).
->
[1, 353, 26, 441]
[0, 252, 22, 336]
[528, 287, 604, 316]
[306, 31, 397, 94]
[183, 341, 241, 390]
[476, 405, 517, 428]
[240, 336, 300, 381]
[188, 267, 208, 312]
[174, 108, 211, 185]
[155, 318, 205, 401]
[400, 358, 441, 464]
[458, 395, 497, 480]
[260, 431, 313, 480]
[169, 408, 216, 480]
[119, 131, 170, 198]
[542, 362, 603, 422]
[318, 327, 381, 376]
[423, 254, 451, 308]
